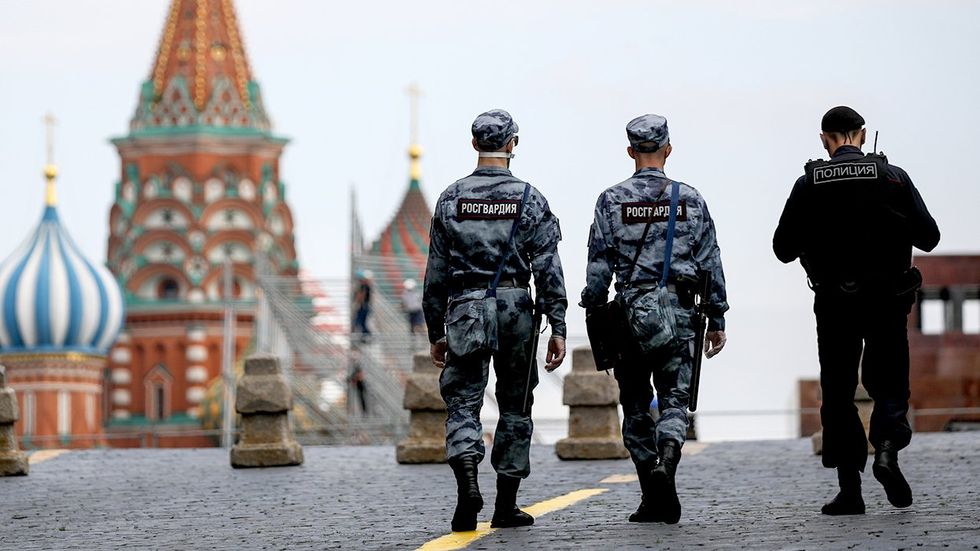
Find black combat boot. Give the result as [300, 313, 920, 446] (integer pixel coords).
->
[872, 441, 913, 508]
[629, 462, 661, 522]
[490, 475, 534, 528]
[449, 456, 483, 532]
[650, 440, 682, 524]
[821, 468, 865, 515]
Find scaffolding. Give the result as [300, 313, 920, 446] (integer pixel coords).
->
[253, 254, 430, 444]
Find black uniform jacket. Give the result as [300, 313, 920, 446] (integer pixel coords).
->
[773, 145, 940, 286]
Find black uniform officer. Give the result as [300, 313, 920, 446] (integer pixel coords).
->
[773, 106, 940, 515]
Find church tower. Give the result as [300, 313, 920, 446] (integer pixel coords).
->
[105, 0, 299, 444]
[364, 85, 432, 298]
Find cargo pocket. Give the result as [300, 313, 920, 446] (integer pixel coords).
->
[627, 287, 678, 354]
[446, 290, 499, 358]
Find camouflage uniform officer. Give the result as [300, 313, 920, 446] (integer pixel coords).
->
[580, 114, 728, 524]
[774, 106, 940, 516]
[423, 109, 568, 532]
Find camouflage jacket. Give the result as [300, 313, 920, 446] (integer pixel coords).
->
[423, 166, 568, 344]
[580, 167, 729, 331]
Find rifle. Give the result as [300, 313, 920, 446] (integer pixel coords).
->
[522, 310, 543, 415]
[688, 271, 711, 412]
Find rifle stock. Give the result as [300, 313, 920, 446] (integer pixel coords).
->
[688, 272, 711, 412]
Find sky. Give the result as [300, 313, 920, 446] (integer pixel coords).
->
[1, 0, 978, 440]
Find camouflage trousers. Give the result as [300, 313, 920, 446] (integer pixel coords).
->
[440, 288, 539, 478]
[614, 300, 695, 469]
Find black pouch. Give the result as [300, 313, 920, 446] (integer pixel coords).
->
[586, 299, 631, 371]
[894, 266, 923, 296]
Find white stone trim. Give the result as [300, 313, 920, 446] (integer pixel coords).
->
[186, 327, 207, 342]
[186, 344, 208, 362]
[112, 389, 132, 406]
[186, 366, 209, 384]
[10, 382, 102, 394]
[22, 391, 35, 436]
[186, 386, 206, 404]
[111, 368, 132, 385]
[3, 366, 103, 381]
[57, 391, 71, 436]
[111, 348, 132, 364]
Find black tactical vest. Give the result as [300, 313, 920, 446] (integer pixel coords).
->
[798, 152, 914, 287]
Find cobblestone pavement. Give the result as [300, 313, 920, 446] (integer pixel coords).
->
[1, 432, 978, 550]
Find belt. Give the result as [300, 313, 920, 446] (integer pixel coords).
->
[616, 281, 678, 294]
[616, 278, 687, 293]
[452, 275, 530, 292]
[810, 267, 922, 296]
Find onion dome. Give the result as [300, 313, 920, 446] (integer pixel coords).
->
[0, 166, 124, 355]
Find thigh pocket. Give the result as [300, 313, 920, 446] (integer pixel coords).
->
[628, 287, 678, 354]
[446, 291, 498, 358]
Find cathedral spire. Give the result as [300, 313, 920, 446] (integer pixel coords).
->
[150, 0, 253, 109]
[130, 0, 272, 133]
[407, 83, 423, 187]
[42, 112, 58, 207]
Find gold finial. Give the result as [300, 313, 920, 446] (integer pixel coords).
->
[406, 83, 423, 181]
[42, 112, 58, 206]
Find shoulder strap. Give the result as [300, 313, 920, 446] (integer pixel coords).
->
[659, 180, 681, 288]
[622, 220, 654, 287]
[489, 183, 531, 296]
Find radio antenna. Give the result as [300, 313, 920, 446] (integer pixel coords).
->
[873, 130, 879, 154]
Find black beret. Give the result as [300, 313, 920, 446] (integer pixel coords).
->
[821, 106, 865, 133]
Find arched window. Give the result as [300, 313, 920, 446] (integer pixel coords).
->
[153, 384, 166, 421]
[144, 364, 173, 422]
[158, 278, 180, 299]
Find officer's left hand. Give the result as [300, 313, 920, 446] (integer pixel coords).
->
[545, 336, 566, 372]
[705, 331, 727, 359]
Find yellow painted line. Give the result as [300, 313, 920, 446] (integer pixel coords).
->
[599, 443, 710, 484]
[523, 488, 606, 517]
[29, 449, 68, 465]
[417, 488, 608, 551]
[416, 522, 493, 551]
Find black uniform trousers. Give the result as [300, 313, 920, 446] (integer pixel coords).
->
[814, 289, 914, 472]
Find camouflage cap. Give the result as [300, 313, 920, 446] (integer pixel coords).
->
[626, 114, 669, 153]
[472, 109, 519, 151]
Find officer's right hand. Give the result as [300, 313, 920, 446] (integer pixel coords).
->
[545, 336, 566, 372]
[705, 331, 727, 359]
[430, 339, 448, 368]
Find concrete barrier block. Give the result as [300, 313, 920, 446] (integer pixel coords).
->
[562, 372, 619, 406]
[403, 373, 444, 411]
[566, 406, 621, 438]
[231, 355, 303, 469]
[236, 375, 291, 414]
[0, 365, 27, 477]
[0, 389, 18, 425]
[397, 355, 449, 464]
[556, 437, 629, 460]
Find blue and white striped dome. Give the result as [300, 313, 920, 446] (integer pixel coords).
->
[0, 205, 124, 355]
